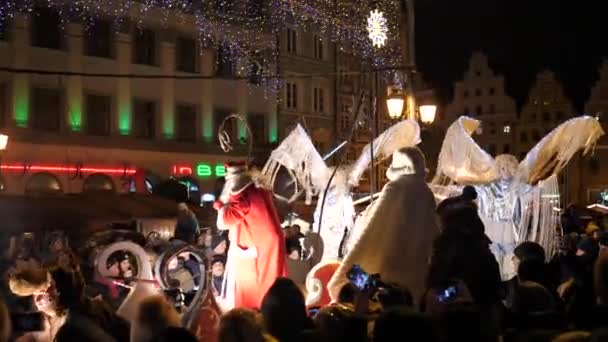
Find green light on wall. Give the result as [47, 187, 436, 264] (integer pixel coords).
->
[69, 101, 83, 132]
[69, 110, 82, 132]
[203, 114, 213, 142]
[13, 87, 28, 128]
[163, 110, 174, 139]
[118, 105, 131, 135]
[269, 127, 278, 143]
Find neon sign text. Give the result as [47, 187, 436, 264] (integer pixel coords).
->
[172, 163, 226, 178]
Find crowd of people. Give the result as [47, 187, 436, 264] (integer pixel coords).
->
[1, 189, 608, 342]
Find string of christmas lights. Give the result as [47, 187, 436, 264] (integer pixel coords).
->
[0, 0, 407, 92]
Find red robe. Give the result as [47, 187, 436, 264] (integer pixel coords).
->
[219, 184, 287, 309]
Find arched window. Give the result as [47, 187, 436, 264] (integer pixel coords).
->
[83, 173, 115, 193]
[26, 172, 63, 195]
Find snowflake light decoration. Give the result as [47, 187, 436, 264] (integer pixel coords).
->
[367, 9, 388, 48]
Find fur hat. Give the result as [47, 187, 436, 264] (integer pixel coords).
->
[386, 147, 426, 181]
[224, 161, 252, 194]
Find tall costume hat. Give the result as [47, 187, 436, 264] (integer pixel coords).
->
[224, 161, 252, 194]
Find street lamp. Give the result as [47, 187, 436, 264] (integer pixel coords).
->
[386, 88, 436, 124]
[419, 105, 437, 125]
[386, 89, 406, 119]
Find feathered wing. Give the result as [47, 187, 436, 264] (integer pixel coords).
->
[348, 119, 421, 186]
[261, 124, 329, 204]
[432, 116, 498, 185]
[517, 116, 605, 184]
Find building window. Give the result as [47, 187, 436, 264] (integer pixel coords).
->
[464, 106, 470, 115]
[176, 36, 197, 73]
[133, 28, 156, 65]
[31, 88, 61, 131]
[216, 45, 234, 77]
[313, 87, 325, 113]
[476, 105, 483, 116]
[520, 132, 528, 142]
[475, 70, 481, 77]
[31, 8, 62, 49]
[489, 104, 495, 113]
[503, 144, 511, 154]
[214, 110, 234, 140]
[542, 112, 550, 121]
[555, 111, 564, 121]
[84, 19, 112, 58]
[285, 82, 298, 110]
[489, 87, 495, 95]
[463, 90, 469, 98]
[286, 28, 297, 54]
[313, 35, 324, 60]
[176, 104, 197, 142]
[475, 89, 482, 96]
[532, 129, 541, 142]
[490, 124, 496, 135]
[340, 114, 350, 131]
[503, 125, 511, 134]
[133, 99, 156, 139]
[85, 94, 111, 136]
[247, 113, 267, 145]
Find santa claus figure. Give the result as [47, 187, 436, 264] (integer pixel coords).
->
[214, 162, 287, 309]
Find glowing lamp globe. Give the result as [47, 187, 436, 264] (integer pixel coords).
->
[386, 93, 405, 119]
[0, 134, 8, 151]
[419, 105, 437, 124]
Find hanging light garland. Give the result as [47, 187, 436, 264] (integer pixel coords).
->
[0, 1, 405, 87]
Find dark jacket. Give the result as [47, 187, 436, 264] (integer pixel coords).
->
[427, 231, 502, 309]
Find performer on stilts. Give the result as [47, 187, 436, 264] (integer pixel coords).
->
[214, 162, 287, 310]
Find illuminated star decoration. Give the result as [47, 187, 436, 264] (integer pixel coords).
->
[367, 9, 388, 48]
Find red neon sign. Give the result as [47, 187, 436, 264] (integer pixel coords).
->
[172, 165, 193, 176]
[0, 164, 137, 175]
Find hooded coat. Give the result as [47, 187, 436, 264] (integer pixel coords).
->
[216, 173, 287, 309]
[328, 147, 439, 304]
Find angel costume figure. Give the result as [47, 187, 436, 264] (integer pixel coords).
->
[432, 116, 604, 280]
[214, 162, 287, 309]
[328, 147, 439, 303]
[263, 120, 421, 261]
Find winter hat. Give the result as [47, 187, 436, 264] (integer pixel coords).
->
[461, 186, 477, 201]
[211, 235, 227, 250]
[224, 161, 252, 194]
[386, 147, 426, 181]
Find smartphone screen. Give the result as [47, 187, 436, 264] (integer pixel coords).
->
[437, 285, 458, 303]
[11, 312, 45, 332]
[347, 264, 369, 290]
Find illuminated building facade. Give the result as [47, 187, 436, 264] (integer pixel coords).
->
[0, 10, 277, 198]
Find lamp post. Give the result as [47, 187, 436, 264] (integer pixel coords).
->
[385, 86, 436, 125]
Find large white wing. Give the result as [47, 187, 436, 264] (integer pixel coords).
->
[262, 124, 329, 204]
[348, 119, 421, 186]
[517, 116, 605, 184]
[432, 116, 498, 185]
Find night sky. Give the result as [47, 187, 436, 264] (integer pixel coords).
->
[415, 0, 608, 112]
